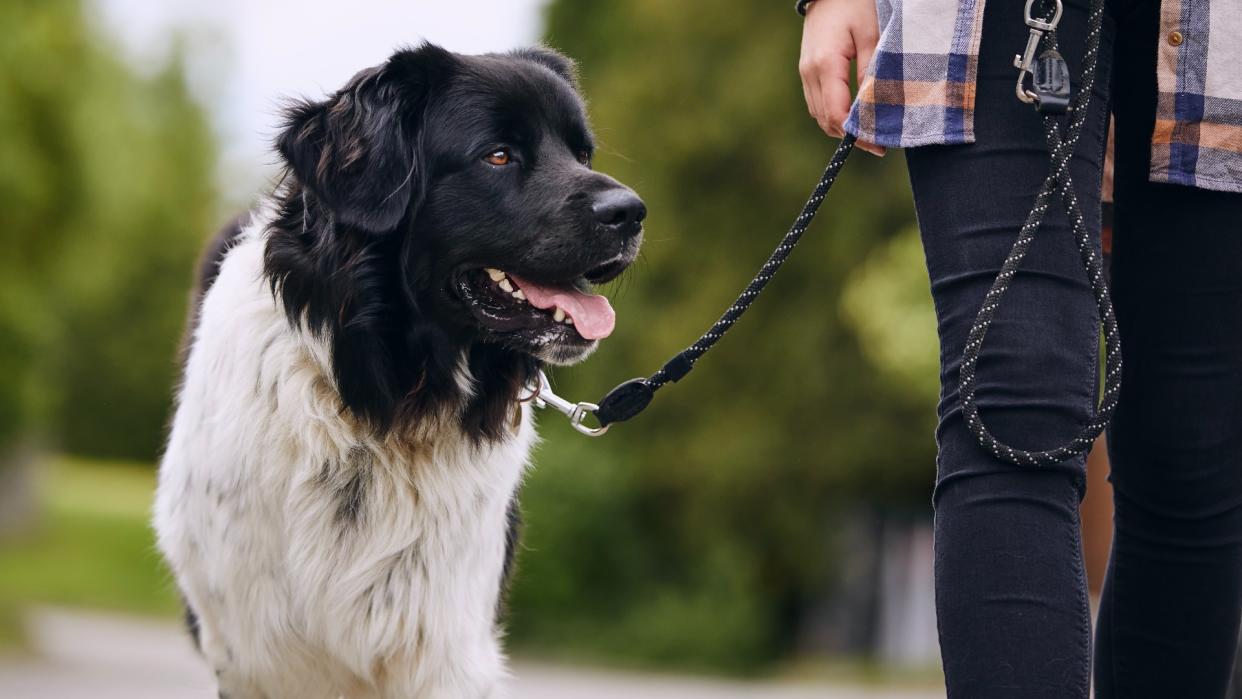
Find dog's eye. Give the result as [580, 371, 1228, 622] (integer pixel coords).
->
[577, 150, 592, 166]
[484, 148, 512, 166]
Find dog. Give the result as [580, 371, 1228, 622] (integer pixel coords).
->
[154, 43, 644, 698]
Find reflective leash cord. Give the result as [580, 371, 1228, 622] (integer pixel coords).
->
[533, 134, 858, 437]
[538, 0, 1121, 469]
[962, 0, 1119, 466]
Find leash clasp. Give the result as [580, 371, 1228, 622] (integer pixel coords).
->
[532, 371, 610, 437]
[1014, 0, 1063, 105]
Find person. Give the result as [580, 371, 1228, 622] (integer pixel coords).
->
[797, 0, 1242, 696]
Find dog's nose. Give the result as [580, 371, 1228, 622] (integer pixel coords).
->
[592, 189, 646, 237]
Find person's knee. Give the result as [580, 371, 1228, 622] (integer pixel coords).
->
[934, 397, 1092, 506]
[931, 281, 1101, 461]
[934, 464, 1084, 515]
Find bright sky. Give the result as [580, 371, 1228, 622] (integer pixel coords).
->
[90, 0, 549, 199]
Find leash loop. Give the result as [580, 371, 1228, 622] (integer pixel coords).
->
[959, 0, 1118, 466]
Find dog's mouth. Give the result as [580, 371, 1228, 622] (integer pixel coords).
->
[453, 258, 631, 360]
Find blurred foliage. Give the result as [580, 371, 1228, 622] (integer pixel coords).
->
[0, 457, 178, 617]
[840, 225, 940, 399]
[0, 0, 217, 460]
[504, 0, 938, 671]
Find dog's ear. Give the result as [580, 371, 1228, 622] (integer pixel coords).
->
[277, 44, 455, 234]
[512, 46, 579, 89]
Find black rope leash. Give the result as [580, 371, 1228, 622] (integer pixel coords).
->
[531, 134, 856, 436]
[537, 0, 1119, 468]
[591, 133, 859, 427]
[961, 0, 1118, 466]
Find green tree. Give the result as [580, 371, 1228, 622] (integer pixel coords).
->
[0, 0, 218, 460]
[506, 0, 939, 670]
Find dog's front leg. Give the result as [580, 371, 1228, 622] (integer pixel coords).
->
[197, 627, 265, 699]
[374, 647, 510, 699]
[197, 617, 336, 699]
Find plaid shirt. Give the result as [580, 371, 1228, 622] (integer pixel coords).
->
[798, 0, 1242, 193]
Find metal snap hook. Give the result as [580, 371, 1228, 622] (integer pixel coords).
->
[532, 371, 610, 437]
[1023, 0, 1063, 31]
[567, 401, 609, 437]
[1014, 0, 1064, 105]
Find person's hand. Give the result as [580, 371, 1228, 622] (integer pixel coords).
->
[799, 0, 886, 156]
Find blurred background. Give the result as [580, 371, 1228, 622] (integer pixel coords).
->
[0, 0, 961, 695]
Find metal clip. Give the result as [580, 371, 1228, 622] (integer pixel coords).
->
[532, 370, 610, 437]
[1014, 0, 1063, 104]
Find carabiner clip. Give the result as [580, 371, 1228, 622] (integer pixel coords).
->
[532, 371, 610, 437]
[1014, 0, 1063, 104]
[1024, 0, 1063, 32]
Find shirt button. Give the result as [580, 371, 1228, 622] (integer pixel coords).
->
[1168, 31, 1184, 46]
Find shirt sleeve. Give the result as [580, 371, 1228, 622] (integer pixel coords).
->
[844, 0, 987, 148]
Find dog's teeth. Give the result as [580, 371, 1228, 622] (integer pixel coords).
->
[512, 290, 526, 301]
[498, 278, 514, 293]
[485, 268, 506, 282]
[564, 317, 574, 325]
[552, 307, 566, 322]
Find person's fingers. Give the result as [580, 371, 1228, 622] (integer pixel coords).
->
[798, 56, 824, 124]
[857, 139, 887, 157]
[850, 61, 884, 153]
[851, 41, 887, 155]
[810, 81, 834, 136]
[853, 0, 879, 79]
[801, 75, 820, 127]
[804, 75, 825, 126]
[801, 0, 883, 140]
[817, 52, 853, 137]
[803, 66, 838, 137]
[810, 80, 837, 136]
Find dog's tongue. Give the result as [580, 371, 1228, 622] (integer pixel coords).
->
[508, 274, 615, 340]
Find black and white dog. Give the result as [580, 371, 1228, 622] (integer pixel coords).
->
[155, 43, 643, 698]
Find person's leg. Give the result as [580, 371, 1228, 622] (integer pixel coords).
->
[1094, 0, 1242, 695]
[904, 1, 1114, 696]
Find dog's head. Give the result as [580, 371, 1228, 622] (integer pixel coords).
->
[266, 43, 643, 439]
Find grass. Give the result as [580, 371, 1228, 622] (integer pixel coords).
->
[0, 456, 179, 625]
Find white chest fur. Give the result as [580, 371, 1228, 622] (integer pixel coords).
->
[154, 222, 536, 698]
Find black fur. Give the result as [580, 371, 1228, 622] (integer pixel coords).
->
[497, 497, 522, 618]
[335, 447, 372, 527]
[181, 214, 249, 364]
[509, 47, 579, 87]
[183, 594, 202, 650]
[263, 43, 643, 441]
[196, 213, 250, 305]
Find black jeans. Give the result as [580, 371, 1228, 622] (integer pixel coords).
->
[905, 0, 1242, 696]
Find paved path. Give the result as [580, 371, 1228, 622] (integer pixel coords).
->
[0, 608, 942, 699]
